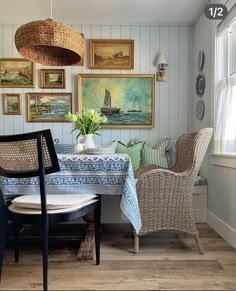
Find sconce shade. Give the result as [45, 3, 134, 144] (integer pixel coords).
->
[14, 19, 85, 66]
[156, 53, 168, 81]
[156, 53, 168, 66]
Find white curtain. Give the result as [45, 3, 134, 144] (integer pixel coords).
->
[215, 74, 236, 153]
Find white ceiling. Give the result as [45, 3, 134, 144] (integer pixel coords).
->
[0, 0, 208, 25]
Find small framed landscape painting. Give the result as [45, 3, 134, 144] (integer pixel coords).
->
[26, 92, 72, 122]
[3, 93, 22, 115]
[40, 69, 65, 88]
[89, 39, 134, 69]
[0, 58, 34, 88]
[78, 74, 155, 128]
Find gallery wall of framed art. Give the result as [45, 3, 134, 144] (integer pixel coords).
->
[0, 23, 192, 146]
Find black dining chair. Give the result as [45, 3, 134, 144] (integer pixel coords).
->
[0, 129, 101, 291]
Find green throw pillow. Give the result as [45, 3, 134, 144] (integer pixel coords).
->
[141, 138, 174, 168]
[116, 141, 145, 172]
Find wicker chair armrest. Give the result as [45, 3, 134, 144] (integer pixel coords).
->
[136, 168, 191, 197]
[137, 167, 189, 181]
[134, 164, 168, 178]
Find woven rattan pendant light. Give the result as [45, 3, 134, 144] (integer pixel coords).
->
[14, 1, 85, 66]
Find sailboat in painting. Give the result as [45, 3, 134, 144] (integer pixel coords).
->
[100, 89, 120, 115]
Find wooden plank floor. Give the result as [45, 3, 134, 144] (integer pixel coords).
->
[1, 223, 236, 290]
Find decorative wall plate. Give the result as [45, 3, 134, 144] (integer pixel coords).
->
[198, 50, 204, 71]
[195, 73, 205, 97]
[196, 99, 205, 120]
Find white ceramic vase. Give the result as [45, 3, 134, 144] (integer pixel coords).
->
[74, 141, 86, 154]
[80, 134, 96, 149]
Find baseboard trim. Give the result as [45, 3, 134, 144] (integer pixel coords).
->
[207, 210, 236, 249]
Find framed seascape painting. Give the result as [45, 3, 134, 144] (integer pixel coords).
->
[78, 74, 155, 128]
[89, 39, 134, 69]
[26, 92, 72, 122]
[40, 69, 65, 88]
[0, 58, 34, 88]
[3, 93, 22, 115]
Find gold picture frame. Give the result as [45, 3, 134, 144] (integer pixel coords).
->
[26, 92, 72, 122]
[78, 74, 155, 128]
[89, 39, 134, 69]
[0, 58, 35, 88]
[3, 93, 22, 115]
[40, 69, 66, 89]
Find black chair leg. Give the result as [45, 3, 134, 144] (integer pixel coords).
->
[13, 223, 20, 263]
[94, 200, 101, 265]
[42, 218, 49, 291]
[0, 211, 8, 282]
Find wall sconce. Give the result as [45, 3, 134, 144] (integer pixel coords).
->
[156, 53, 168, 81]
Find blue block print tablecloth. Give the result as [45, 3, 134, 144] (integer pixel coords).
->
[0, 153, 141, 234]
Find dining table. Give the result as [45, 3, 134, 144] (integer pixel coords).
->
[0, 153, 142, 259]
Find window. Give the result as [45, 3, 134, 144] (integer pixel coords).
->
[215, 17, 236, 153]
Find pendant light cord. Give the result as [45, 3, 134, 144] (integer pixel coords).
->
[50, 0, 53, 19]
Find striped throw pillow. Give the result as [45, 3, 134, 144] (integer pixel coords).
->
[141, 138, 174, 168]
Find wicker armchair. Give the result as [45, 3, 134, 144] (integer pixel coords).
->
[134, 128, 213, 254]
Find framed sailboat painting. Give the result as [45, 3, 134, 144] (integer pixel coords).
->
[78, 74, 155, 128]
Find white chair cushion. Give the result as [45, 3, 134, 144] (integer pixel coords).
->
[9, 198, 97, 215]
[11, 194, 97, 210]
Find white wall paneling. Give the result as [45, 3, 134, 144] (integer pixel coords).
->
[179, 27, 189, 136]
[159, 26, 170, 139]
[150, 26, 159, 144]
[169, 26, 179, 141]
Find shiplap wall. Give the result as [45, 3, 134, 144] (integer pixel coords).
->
[0, 24, 192, 144]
